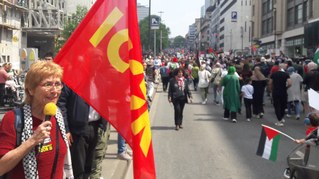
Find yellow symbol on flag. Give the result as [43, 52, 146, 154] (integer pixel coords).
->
[131, 110, 152, 156]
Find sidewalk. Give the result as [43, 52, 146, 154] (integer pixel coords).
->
[100, 127, 132, 179]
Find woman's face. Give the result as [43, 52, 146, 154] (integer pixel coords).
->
[29, 76, 62, 107]
[177, 70, 183, 77]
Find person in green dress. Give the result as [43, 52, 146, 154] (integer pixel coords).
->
[221, 66, 241, 123]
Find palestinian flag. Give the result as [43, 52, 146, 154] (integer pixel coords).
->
[256, 125, 281, 161]
[313, 47, 319, 65]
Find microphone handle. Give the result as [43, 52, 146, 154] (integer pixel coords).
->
[45, 115, 51, 121]
[39, 115, 51, 153]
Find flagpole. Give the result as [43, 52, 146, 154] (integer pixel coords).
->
[261, 124, 295, 141]
[148, 0, 151, 52]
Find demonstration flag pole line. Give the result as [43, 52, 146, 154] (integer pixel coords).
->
[261, 124, 296, 141]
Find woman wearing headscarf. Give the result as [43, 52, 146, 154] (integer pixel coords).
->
[221, 66, 240, 123]
[168, 68, 192, 131]
[251, 66, 267, 118]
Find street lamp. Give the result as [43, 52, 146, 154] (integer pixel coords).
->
[250, 20, 254, 56]
[148, 0, 151, 51]
[273, 7, 277, 50]
[241, 26, 244, 53]
[158, 11, 164, 53]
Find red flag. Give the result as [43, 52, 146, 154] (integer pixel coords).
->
[54, 0, 156, 178]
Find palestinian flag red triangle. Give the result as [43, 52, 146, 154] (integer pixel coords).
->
[264, 126, 280, 140]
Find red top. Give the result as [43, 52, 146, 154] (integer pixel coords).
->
[306, 126, 317, 136]
[0, 111, 67, 178]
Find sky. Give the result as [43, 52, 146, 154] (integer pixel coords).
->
[137, 0, 204, 38]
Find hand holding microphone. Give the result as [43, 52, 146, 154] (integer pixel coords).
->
[35, 103, 57, 149]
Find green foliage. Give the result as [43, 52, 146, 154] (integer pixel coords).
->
[55, 6, 88, 53]
[139, 15, 170, 54]
[172, 36, 186, 48]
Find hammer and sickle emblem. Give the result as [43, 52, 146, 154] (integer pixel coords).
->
[89, 7, 130, 73]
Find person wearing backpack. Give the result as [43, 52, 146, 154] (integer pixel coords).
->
[159, 62, 170, 92]
[0, 61, 72, 178]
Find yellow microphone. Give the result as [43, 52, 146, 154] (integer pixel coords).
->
[43, 102, 57, 121]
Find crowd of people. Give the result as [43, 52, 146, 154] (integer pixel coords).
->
[142, 52, 319, 132]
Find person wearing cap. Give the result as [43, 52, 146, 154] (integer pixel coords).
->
[286, 66, 303, 120]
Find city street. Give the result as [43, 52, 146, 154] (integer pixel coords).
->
[0, 84, 310, 179]
[150, 85, 306, 179]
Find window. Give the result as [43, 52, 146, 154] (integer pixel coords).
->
[6, 29, 12, 42]
[262, 20, 267, 35]
[309, 0, 313, 18]
[287, 8, 294, 28]
[268, 0, 273, 12]
[267, 18, 273, 33]
[262, 2, 267, 15]
[252, 21, 254, 37]
[295, 4, 302, 24]
[303, 2, 307, 22]
[252, 5, 255, 16]
[245, 21, 247, 32]
[262, 17, 273, 35]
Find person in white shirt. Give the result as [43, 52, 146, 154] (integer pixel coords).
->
[241, 78, 254, 121]
[198, 64, 211, 104]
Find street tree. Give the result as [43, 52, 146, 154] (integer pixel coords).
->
[55, 6, 88, 53]
[139, 15, 170, 54]
[172, 36, 186, 48]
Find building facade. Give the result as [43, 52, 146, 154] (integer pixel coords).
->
[253, 0, 319, 58]
[137, 3, 149, 22]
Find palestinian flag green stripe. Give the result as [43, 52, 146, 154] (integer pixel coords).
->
[313, 47, 319, 65]
[269, 135, 280, 161]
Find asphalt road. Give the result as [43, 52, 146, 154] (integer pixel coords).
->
[150, 85, 306, 179]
